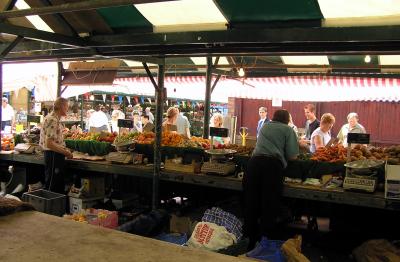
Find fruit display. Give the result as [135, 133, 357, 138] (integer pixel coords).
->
[113, 132, 139, 145]
[1, 136, 14, 151]
[189, 136, 211, 149]
[65, 131, 117, 143]
[310, 144, 400, 164]
[225, 144, 254, 155]
[136, 132, 156, 145]
[161, 132, 184, 147]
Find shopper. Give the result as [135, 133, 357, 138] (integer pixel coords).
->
[88, 105, 109, 133]
[337, 112, 366, 147]
[256, 107, 269, 137]
[145, 107, 154, 123]
[111, 104, 125, 133]
[1, 97, 15, 131]
[243, 109, 299, 250]
[176, 109, 191, 138]
[39, 97, 73, 193]
[141, 115, 154, 132]
[162, 107, 179, 132]
[310, 113, 336, 153]
[131, 111, 142, 133]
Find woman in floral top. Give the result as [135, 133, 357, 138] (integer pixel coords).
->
[39, 97, 73, 193]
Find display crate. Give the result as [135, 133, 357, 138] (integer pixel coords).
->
[23, 189, 66, 216]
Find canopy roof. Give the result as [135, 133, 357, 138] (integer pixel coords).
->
[1, 0, 400, 79]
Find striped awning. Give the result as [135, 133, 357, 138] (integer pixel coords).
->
[62, 76, 400, 103]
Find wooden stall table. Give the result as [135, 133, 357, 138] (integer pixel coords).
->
[0, 211, 250, 262]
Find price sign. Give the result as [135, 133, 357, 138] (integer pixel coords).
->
[118, 119, 133, 128]
[347, 133, 370, 144]
[27, 115, 41, 123]
[210, 127, 229, 138]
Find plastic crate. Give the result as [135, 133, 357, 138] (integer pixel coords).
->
[23, 189, 66, 216]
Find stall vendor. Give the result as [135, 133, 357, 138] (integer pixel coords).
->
[39, 97, 73, 193]
[210, 113, 229, 147]
[1, 97, 15, 131]
[243, 109, 299, 250]
[337, 112, 366, 147]
[162, 107, 178, 132]
[310, 113, 336, 153]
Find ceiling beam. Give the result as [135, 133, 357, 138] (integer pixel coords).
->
[0, 0, 177, 19]
[3, 0, 18, 11]
[0, 23, 89, 47]
[89, 26, 400, 48]
[0, 35, 23, 58]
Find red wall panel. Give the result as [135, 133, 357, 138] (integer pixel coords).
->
[231, 98, 400, 146]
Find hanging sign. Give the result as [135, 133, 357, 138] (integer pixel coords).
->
[27, 115, 41, 123]
[147, 98, 152, 104]
[117, 119, 133, 128]
[126, 96, 131, 105]
[34, 102, 42, 113]
[118, 96, 123, 103]
[347, 133, 370, 144]
[210, 127, 229, 138]
[272, 97, 282, 107]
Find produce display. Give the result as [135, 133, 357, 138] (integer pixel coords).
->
[65, 131, 117, 143]
[1, 136, 14, 151]
[310, 144, 400, 164]
[64, 131, 116, 156]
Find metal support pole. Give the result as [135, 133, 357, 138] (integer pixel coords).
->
[203, 56, 212, 138]
[57, 62, 63, 97]
[80, 95, 84, 129]
[0, 63, 3, 132]
[152, 62, 165, 210]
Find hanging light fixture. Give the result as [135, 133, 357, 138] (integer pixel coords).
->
[364, 55, 371, 63]
[238, 67, 245, 77]
[89, 95, 95, 101]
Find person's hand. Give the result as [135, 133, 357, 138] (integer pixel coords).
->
[66, 151, 73, 159]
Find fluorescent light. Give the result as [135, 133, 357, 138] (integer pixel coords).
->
[281, 56, 330, 65]
[319, 0, 400, 18]
[379, 55, 400, 65]
[15, 0, 54, 32]
[319, 0, 400, 27]
[190, 57, 230, 65]
[135, 0, 227, 32]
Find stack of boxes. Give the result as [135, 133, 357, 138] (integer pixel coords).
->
[68, 176, 105, 214]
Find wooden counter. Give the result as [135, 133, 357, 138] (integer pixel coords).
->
[0, 211, 249, 262]
[1, 153, 400, 211]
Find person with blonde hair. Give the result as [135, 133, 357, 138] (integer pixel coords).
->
[210, 112, 230, 146]
[162, 107, 179, 132]
[337, 112, 366, 147]
[310, 113, 336, 153]
[39, 97, 73, 193]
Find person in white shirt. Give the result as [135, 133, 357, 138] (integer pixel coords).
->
[145, 107, 154, 123]
[111, 104, 125, 133]
[131, 111, 142, 133]
[1, 97, 15, 131]
[176, 110, 191, 138]
[88, 105, 110, 133]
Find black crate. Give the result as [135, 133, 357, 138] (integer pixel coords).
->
[23, 189, 66, 216]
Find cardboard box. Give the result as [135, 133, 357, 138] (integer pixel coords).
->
[69, 196, 103, 214]
[385, 164, 400, 199]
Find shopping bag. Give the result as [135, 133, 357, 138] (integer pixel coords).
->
[187, 222, 237, 251]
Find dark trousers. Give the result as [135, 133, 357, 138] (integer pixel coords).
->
[243, 155, 284, 248]
[44, 151, 65, 194]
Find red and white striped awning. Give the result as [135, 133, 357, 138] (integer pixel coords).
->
[62, 76, 400, 102]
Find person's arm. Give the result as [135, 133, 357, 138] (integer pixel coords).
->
[46, 138, 73, 159]
[313, 135, 324, 150]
